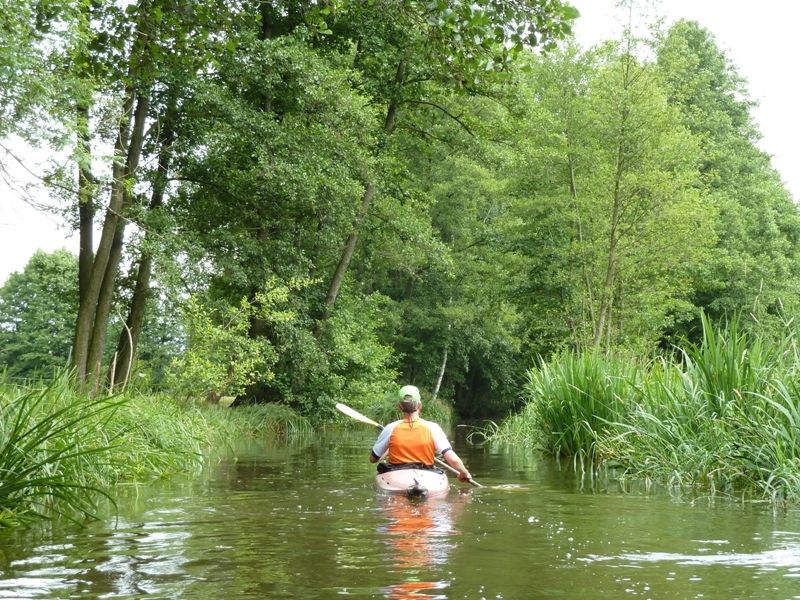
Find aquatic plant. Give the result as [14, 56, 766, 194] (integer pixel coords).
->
[488, 315, 800, 503]
[0, 372, 312, 526]
[680, 313, 780, 416]
[491, 351, 636, 462]
[0, 376, 120, 525]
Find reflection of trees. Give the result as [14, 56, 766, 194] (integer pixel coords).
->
[377, 494, 470, 599]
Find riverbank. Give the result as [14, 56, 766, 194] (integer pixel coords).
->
[0, 373, 311, 526]
[485, 316, 800, 503]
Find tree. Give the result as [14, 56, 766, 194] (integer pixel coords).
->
[63, 0, 241, 388]
[506, 36, 714, 352]
[655, 20, 800, 338]
[165, 18, 397, 407]
[0, 250, 79, 378]
[314, 0, 579, 321]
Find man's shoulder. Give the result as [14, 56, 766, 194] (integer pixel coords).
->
[419, 418, 445, 431]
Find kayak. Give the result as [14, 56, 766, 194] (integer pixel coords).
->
[374, 468, 450, 498]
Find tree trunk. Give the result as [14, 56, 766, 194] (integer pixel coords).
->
[432, 345, 448, 402]
[72, 92, 136, 382]
[77, 104, 94, 304]
[432, 300, 452, 401]
[72, 0, 154, 385]
[592, 121, 626, 348]
[567, 147, 596, 333]
[112, 95, 178, 388]
[592, 44, 634, 349]
[318, 60, 406, 322]
[85, 94, 150, 386]
[320, 182, 376, 321]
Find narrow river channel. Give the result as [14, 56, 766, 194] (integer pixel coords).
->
[1, 430, 799, 599]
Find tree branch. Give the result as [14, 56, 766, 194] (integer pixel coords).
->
[402, 100, 474, 136]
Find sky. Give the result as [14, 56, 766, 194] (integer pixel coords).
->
[570, 0, 800, 198]
[1, 0, 799, 285]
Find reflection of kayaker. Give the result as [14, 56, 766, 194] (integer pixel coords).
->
[369, 385, 472, 498]
[377, 494, 467, 599]
[383, 580, 447, 600]
[382, 496, 441, 569]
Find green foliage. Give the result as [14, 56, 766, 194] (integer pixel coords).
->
[0, 250, 79, 379]
[173, 33, 378, 285]
[0, 371, 310, 526]
[489, 316, 800, 502]
[167, 280, 303, 399]
[321, 0, 577, 97]
[0, 0, 82, 141]
[268, 291, 399, 416]
[655, 20, 800, 341]
[421, 0, 577, 76]
[317, 292, 399, 409]
[506, 40, 713, 353]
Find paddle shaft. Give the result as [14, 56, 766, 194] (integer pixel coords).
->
[335, 402, 482, 487]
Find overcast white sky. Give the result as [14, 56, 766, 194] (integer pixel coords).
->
[571, 0, 800, 198]
[1, 0, 798, 285]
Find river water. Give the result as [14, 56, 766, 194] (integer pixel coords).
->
[1, 430, 799, 599]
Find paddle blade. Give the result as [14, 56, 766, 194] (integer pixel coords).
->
[335, 402, 383, 429]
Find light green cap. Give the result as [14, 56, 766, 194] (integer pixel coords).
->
[398, 385, 421, 403]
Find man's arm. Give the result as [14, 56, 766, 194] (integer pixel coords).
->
[370, 423, 393, 463]
[442, 449, 472, 483]
[429, 422, 472, 482]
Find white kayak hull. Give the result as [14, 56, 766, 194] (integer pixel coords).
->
[374, 468, 450, 498]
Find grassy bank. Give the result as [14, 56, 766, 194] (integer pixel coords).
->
[0, 373, 310, 526]
[487, 316, 800, 502]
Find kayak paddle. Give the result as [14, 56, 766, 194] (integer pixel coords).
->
[335, 402, 482, 488]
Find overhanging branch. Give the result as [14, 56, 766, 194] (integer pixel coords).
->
[402, 100, 474, 137]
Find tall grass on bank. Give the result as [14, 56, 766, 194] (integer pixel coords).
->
[487, 316, 800, 502]
[488, 352, 637, 463]
[0, 374, 311, 526]
[0, 382, 121, 526]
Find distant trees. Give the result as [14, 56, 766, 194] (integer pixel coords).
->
[655, 20, 800, 337]
[0, 250, 78, 377]
[505, 37, 713, 353]
[2, 4, 800, 417]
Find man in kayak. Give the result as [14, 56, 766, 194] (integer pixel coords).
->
[369, 385, 473, 483]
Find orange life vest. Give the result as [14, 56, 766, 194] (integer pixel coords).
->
[387, 419, 436, 466]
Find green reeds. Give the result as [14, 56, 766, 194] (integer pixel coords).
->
[214, 403, 313, 438]
[490, 352, 635, 463]
[0, 378, 122, 525]
[681, 313, 780, 416]
[0, 373, 311, 526]
[488, 315, 800, 502]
